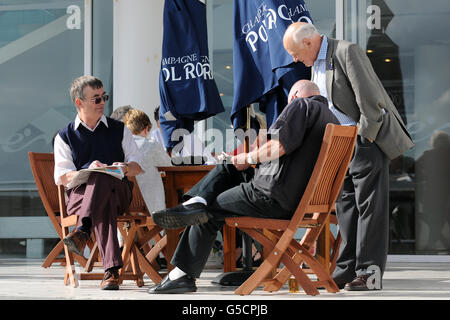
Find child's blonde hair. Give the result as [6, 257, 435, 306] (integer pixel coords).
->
[123, 109, 152, 135]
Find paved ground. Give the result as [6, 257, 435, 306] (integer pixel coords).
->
[0, 258, 449, 300]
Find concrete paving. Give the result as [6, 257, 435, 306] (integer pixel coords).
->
[0, 258, 449, 300]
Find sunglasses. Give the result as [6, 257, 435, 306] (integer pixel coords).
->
[85, 94, 109, 104]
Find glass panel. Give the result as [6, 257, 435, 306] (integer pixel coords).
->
[344, 0, 450, 254]
[0, 1, 84, 256]
[0, 0, 84, 191]
[208, 0, 336, 153]
[93, 0, 113, 116]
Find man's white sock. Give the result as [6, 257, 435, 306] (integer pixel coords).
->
[183, 196, 207, 206]
[168, 267, 187, 281]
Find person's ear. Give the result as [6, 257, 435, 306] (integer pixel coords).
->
[74, 97, 83, 108]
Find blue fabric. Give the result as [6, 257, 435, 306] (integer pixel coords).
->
[232, 0, 312, 130]
[58, 117, 124, 170]
[159, 0, 224, 149]
[159, 114, 195, 151]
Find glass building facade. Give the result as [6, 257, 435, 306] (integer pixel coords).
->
[0, 0, 449, 258]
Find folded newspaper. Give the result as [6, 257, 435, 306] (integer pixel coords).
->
[66, 165, 126, 189]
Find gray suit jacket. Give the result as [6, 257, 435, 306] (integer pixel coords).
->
[324, 38, 414, 160]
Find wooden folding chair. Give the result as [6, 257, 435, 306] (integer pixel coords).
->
[57, 174, 164, 287]
[28, 152, 89, 268]
[224, 124, 357, 296]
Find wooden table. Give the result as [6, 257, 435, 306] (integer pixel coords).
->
[157, 165, 215, 271]
[157, 165, 332, 273]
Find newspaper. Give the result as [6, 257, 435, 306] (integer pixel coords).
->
[66, 165, 126, 189]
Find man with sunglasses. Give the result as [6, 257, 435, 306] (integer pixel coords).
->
[53, 75, 143, 290]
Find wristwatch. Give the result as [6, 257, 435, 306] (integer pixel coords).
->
[246, 153, 257, 165]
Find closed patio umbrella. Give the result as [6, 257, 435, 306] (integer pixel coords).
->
[231, 0, 312, 131]
[159, 0, 225, 151]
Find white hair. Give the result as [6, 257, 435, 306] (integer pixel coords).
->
[292, 23, 320, 48]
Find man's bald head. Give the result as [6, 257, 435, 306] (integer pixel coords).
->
[288, 80, 320, 104]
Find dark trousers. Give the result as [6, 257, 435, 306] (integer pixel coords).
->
[332, 136, 390, 282]
[172, 163, 291, 278]
[66, 172, 133, 270]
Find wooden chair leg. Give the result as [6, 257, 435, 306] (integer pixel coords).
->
[85, 242, 99, 272]
[63, 243, 78, 287]
[136, 247, 163, 284]
[61, 222, 79, 287]
[329, 231, 341, 274]
[145, 235, 168, 265]
[118, 222, 137, 284]
[130, 245, 144, 287]
[282, 254, 319, 296]
[42, 240, 65, 268]
[222, 225, 236, 272]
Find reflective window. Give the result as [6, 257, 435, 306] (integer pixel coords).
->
[345, 0, 450, 254]
[93, 0, 113, 115]
[0, 0, 84, 255]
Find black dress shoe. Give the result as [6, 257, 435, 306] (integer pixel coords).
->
[151, 203, 209, 229]
[148, 275, 197, 294]
[344, 274, 382, 291]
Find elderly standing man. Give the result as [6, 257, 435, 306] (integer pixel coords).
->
[283, 22, 414, 291]
[53, 75, 143, 290]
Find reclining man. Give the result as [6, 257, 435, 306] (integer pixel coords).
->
[149, 79, 341, 294]
[53, 75, 143, 290]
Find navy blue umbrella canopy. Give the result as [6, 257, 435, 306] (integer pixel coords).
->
[159, 0, 225, 150]
[231, 0, 313, 130]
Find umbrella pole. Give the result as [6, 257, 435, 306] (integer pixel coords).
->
[242, 105, 253, 271]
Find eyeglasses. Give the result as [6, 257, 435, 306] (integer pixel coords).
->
[84, 94, 109, 104]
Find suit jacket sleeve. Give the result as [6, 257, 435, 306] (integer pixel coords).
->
[345, 43, 385, 141]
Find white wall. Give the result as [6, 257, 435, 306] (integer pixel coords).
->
[113, 0, 164, 125]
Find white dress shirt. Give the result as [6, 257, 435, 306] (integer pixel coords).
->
[312, 36, 357, 126]
[53, 114, 143, 185]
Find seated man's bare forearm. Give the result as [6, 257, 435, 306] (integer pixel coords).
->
[249, 139, 286, 163]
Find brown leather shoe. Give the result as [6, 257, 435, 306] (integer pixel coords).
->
[344, 274, 382, 291]
[101, 269, 120, 290]
[63, 230, 89, 256]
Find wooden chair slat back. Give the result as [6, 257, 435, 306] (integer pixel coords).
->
[290, 125, 357, 226]
[28, 152, 60, 213]
[310, 128, 356, 207]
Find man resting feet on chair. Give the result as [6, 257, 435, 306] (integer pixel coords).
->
[54, 75, 143, 290]
[148, 80, 339, 294]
